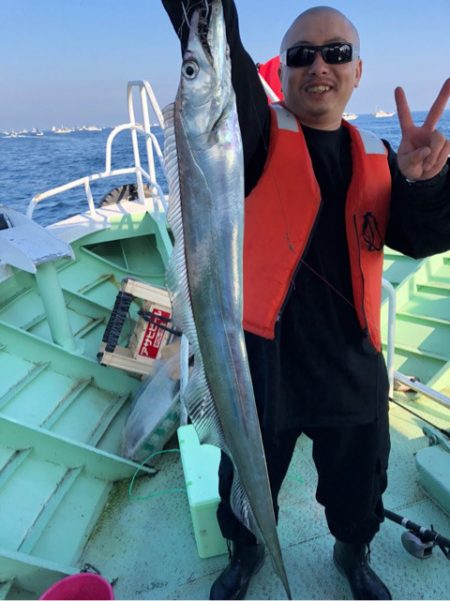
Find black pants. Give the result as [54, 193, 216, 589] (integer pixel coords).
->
[217, 411, 390, 546]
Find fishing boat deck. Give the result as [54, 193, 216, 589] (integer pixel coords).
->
[1, 207, 449, 600]
[77, 395, 450, 600]
[1, 80, 449, 599]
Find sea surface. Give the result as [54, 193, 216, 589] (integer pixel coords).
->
[1, 110, 449, 227]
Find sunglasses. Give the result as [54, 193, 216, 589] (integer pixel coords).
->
[280, 42, 356, 67]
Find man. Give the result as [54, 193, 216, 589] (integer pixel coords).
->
[161, 1, 450, 599]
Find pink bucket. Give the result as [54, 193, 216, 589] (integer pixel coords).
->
[40, 573, 114, 600]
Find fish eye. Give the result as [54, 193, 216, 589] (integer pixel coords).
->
[182, 60, 199, 79]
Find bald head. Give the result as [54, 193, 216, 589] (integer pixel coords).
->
[280, 6, 360, 54]
[277, 5, 363, 130]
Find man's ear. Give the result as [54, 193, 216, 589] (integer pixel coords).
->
[354, 59, 363, 88]
[278, 64, 284, 93]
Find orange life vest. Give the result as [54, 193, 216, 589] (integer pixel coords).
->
[243, 103, 392, 351]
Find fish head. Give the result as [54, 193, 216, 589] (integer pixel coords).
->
[177, 0, 233, 142]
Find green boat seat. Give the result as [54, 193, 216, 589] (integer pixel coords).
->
[178, 425, 227, 559]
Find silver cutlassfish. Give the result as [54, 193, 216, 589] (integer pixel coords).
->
[163, 1, 291, 597]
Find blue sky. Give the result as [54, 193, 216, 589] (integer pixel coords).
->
[1, 0, 449, 130]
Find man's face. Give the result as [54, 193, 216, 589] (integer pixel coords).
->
[279, 10, 362, 130]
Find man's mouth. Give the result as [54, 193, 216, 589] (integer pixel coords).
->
[305, 85, 332, 94]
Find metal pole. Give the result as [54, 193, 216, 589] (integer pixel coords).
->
[34, 262, 78, 353]
[382, 278, 396, 398]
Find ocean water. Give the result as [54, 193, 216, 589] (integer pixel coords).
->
[0, 110, 449, 227]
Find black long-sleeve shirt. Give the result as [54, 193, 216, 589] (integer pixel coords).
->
[162, 0, 450, 431]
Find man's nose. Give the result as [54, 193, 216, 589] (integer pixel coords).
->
[307, 51, 329, 74]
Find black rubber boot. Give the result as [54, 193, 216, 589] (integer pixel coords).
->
[333, 540, 392, 600]
[209, 543, 265, 600]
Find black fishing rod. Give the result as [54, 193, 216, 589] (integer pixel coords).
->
[384, 508, 450, 560]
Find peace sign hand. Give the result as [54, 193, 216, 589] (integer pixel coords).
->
[395, 79, 450, 181]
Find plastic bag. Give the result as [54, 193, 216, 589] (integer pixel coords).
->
[121, 347, 181, 463]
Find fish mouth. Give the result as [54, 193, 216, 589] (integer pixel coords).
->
[190, 2, 215, 65]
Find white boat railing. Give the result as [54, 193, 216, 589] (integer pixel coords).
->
[394, 372, 450, 409]
[26, 80, 167, 220]
[382, 278, 396, 397]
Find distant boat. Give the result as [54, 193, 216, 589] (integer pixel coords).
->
[374, 107, 395, 118]
[78, 124, 102, 132]
[31, 128, 44, 137]
[52, 125, 74, 134]
[343, 112, 358, 121]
